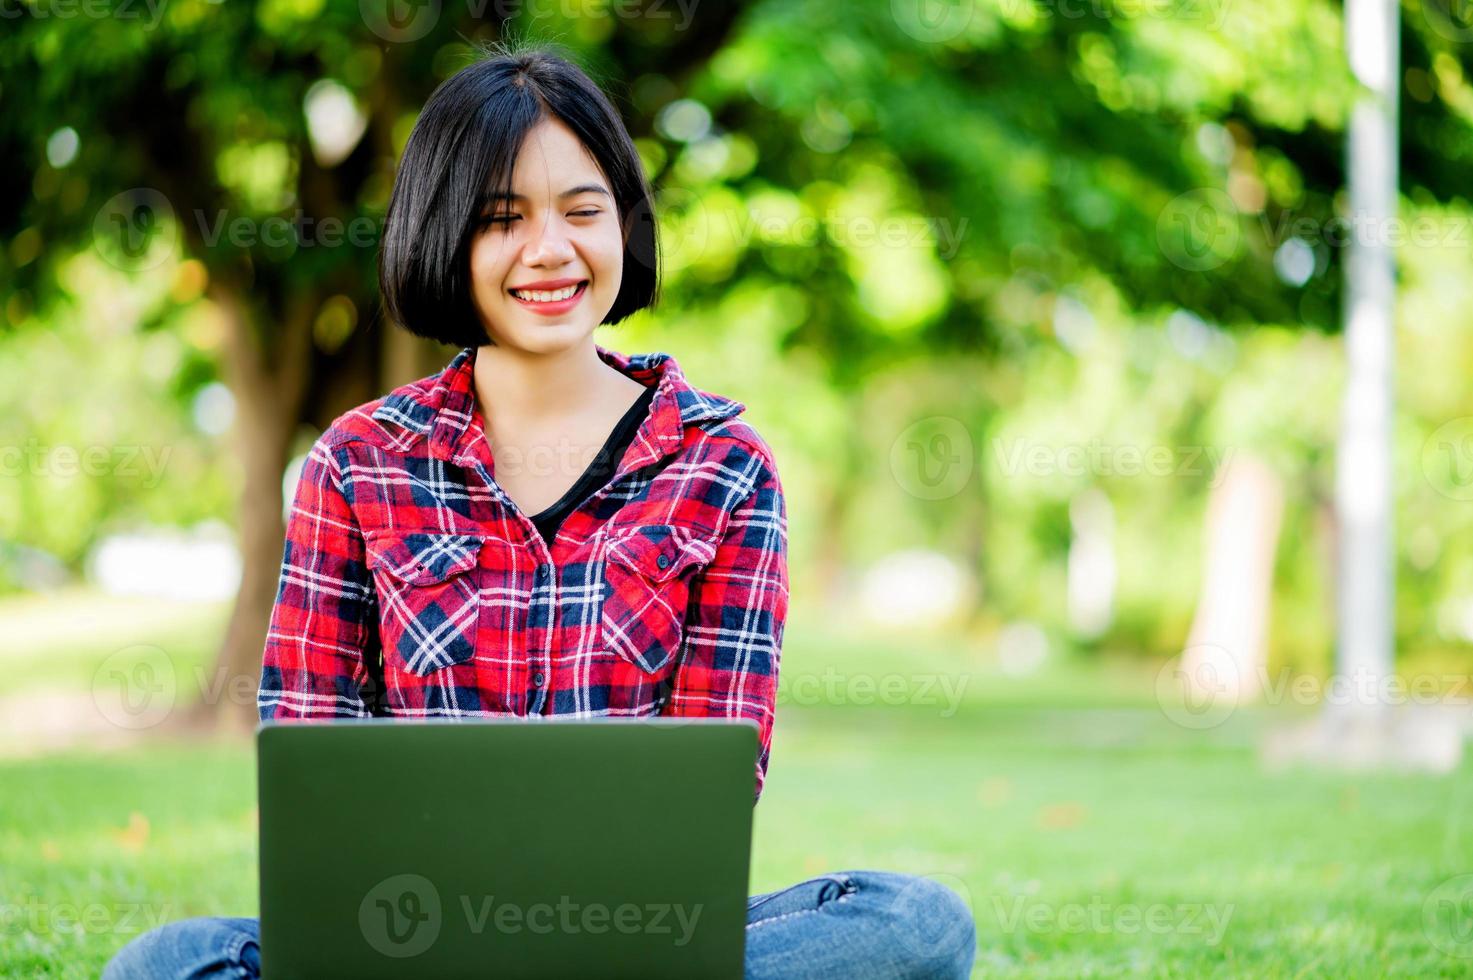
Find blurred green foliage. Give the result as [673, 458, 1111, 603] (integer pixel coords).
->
[3, 0, 1473, 673]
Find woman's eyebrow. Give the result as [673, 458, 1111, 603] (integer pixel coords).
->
[485, 183, 612, 203]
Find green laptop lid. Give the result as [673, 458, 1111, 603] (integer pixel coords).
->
[257, 717, 758, 980]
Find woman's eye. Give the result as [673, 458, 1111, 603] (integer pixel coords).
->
[478, 211, 598, 228]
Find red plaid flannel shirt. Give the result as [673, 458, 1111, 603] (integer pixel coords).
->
[256, 344, 789, 801]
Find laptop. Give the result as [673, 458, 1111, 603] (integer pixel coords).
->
[256, 717, 759, 979]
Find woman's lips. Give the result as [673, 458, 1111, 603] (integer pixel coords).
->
[509, 280, 588, 316]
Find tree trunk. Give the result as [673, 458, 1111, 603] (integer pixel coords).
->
[1181, 453, 1286, 703]
[380, 318, 450, 390]
[174, 287, 314, 736]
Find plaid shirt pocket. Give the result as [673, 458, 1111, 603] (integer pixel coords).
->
[600, 524, 717, 675]
[364, 531, 483, 677]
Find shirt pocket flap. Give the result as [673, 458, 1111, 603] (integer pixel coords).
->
[365, 532, 483, 586]
[605, 524, 716, 583]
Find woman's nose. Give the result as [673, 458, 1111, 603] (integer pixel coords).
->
[521, 217, 576, 266]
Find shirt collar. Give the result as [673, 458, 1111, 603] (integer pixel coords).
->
[370, 343, 746, 479]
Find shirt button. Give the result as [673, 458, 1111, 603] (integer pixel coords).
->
[536, 565, 550, 581]
[656, 554, 670, 570]
[532, 671, 546, 687]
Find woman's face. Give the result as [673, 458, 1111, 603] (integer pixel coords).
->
[468, 116, 626, 355]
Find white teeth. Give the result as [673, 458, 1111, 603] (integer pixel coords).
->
[512, 284, 581, 302]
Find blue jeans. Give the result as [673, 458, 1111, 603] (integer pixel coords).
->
[102, 870, 976, 979]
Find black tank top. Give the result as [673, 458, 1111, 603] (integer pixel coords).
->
[530, 383, 658, 544]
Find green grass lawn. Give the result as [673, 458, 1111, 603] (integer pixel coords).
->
[3, 601, 1472, 977]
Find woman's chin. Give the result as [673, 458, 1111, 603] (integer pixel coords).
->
[490, 321, 595, 355]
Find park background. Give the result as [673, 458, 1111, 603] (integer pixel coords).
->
[4, 0, 1473, 975]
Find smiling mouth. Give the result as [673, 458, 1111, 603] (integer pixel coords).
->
[507, 281, 588, 303]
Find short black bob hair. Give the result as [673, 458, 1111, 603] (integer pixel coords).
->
[378, 44, 659, 348]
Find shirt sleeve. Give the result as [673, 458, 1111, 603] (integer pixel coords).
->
[665, 452, 790, 805]
[257, 434, 381, 721]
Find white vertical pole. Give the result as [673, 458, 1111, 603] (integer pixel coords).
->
[1337, 0, 1399, 715]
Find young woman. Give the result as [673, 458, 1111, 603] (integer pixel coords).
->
[103, 46, 976, 980]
